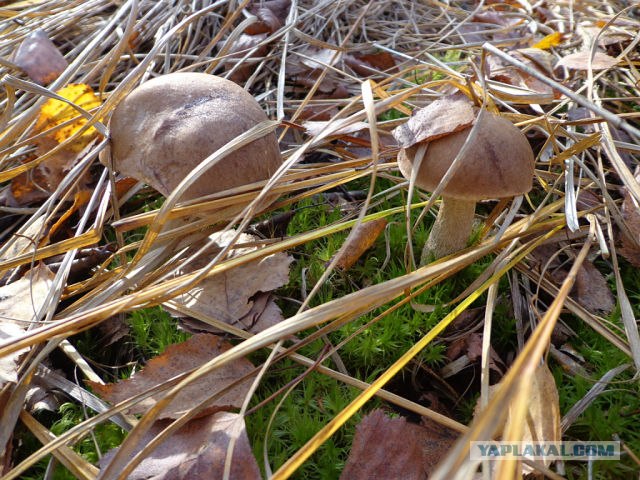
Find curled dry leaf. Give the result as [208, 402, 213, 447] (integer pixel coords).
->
[505, 363, 561, 472]
[86, 334, 255, 419]
[340, 409, 458, 480]
[100, 412, 260, 480]
[555, 50, 619, 70]
[13, 29, 68, 85]
[245, 0, 291, 35]
[391, 94, 476, 148]
[168, 230, 292, 334]
[330, 218, 388, 271]
[0, 264, 55, 385]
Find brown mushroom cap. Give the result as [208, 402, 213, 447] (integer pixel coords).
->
[101, 72, 281, 200]
[397, 112, 534, 200]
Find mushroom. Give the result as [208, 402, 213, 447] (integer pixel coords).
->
[100, 72, 281, 206]
[395, 110, 535, 263]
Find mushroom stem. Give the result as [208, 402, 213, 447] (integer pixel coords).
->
[421, 196, 476, 263]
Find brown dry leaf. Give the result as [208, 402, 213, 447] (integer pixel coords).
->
[287, 47, 344, 94]
[340, 409, 458, 479]
[100, 412, 260, 480]
[573, 260, 615, 314]
[86, 334, 255, 419]
[487, 48, 559, 103]
[530, 243, 614, 314]
[391, 94, 476, 148]
[8, 137, 97, 206]
[344, 51, 396, 77]
[168, 230, 292, 333]
[445, 333, 504, 376]
[556, 50, 618, 70]
[504, 363, 561, 471]
[221, 33, 269, 83]
[13, 29, 68, 85]
[330, 218, 388, 271]
[0, 264, 55, 385]
[245, 0, 291, 35]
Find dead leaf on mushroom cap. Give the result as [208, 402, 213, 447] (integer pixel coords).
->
[391, 94, 476, 148]
[167, 229, 292, 334]
[86, 334, 255, 419]
[100, 412, 261, 480]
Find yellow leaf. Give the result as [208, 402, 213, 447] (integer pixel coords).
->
[35, 83, 101, 152]
[532, 32, 563, 50]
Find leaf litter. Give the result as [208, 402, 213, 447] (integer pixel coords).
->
[0, 0, 639, 478]
[87, 334, 255, 419]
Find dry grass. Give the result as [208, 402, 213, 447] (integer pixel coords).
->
[1, 0, 639, 479]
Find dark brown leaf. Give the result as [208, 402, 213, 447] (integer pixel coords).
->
[340, 410, 458, 479]
[100, 412, 260, 480]
[573, 261, 615, 314]
[87, 334, 254, 419]
[245, 0, 291, 35]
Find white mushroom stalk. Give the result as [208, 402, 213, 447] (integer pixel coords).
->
[423, 196, 476, 262]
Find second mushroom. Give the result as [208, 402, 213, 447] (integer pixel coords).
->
[392, 95, 535, 263]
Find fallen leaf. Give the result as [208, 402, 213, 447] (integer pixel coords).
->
[221, 33, 269, 83]
[573, 261, 615, 314]
[330, 218, 388, 271]
[504, 363, 561, 471]
[340, 409, 458, 479]
[487, 48, 559, 103]
[13, 29, 68, 85]
[87, 334, 255, 419]
[100, 412, 260, 480]
[0, 264, 55, 386]
[530, 243, 614, 314]
[556, 50, 618, 70]
[167, 230, 292, 333]
[532, 31, 564, 49]
[391, 94, 476, 148]
[444, 333, 505, 377]
[344, 51, 396, 77]
[34, 83, 101, 152]
[245, 0, 291, 35]
[9, 137, 97, 206]
[0, 216, 47, 262]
